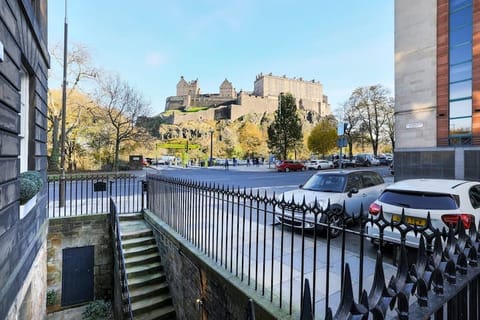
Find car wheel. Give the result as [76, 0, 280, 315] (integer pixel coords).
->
[302, 166, 306, 171]
[317, 204, 344, 238]
[285, 168, 290, 172]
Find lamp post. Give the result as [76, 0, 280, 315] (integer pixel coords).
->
[59, 0, 68, 207]
[209, 129, 214, 166]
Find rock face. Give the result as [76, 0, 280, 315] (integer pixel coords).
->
[157, 109, 324, 159]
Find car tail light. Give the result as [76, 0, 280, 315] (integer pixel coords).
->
[369, 203, 381, 216]
[441, 214, 474, 229]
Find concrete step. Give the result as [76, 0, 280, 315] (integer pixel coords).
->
[129, 282, 170, 302]
[132, 294, 173, 317]
[133, 304, 176, 320]
[121, 229, 153, 240]
[126, 261, 163, 278]
[119, 213, 143, 221]
[122, 236, 156, 249]
[128, 271, 166, 289]
[125, 252, 160, 268]
[124, 244, 158, 258]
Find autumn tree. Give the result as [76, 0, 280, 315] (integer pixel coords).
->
[267, 93, 303, 160]
[239, 122, 264, 158]
[307, 116, 338, 157]
[47, 43, 97, 171]
[93, 73, 152, 171]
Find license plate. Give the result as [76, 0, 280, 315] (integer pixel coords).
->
[392, 214, 427, 227]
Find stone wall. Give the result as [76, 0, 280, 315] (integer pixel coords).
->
[394, 0, 437, 148]
[5, 229, 47, 320]
[47, 214, 113, 311]
[143, 210, 289, 320]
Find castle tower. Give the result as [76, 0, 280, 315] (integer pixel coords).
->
[176, 76, 200, 96]
[219, 78, 236, 98]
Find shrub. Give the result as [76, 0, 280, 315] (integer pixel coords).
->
[46, 289, 56, 306]
[82, 300, 113, 320]
[19, 171, 44, 205]
[19, 177, 38, 205]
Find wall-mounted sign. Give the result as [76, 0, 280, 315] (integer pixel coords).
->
[406, 122, 423, 129]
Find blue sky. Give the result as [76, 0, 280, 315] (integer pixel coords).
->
[48, 1, 394, 116]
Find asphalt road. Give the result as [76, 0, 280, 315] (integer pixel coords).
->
[146, 165, 400, 265]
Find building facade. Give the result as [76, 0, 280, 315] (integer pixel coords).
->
[395, 0, 480, 180]
[0, 0, 49, 318]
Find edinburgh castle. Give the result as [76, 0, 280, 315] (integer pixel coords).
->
[162, 73, 332, 124]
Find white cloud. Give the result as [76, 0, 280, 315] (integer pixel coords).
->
[145, 51, 166, 67]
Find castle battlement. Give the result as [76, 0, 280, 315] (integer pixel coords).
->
[163, 74, 331, 124]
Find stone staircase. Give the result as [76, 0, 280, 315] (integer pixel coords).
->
[119, 214, 176, 320]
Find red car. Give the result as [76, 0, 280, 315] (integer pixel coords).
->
[276, 160, 305, 172]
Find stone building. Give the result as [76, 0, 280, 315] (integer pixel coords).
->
[0, 0, 50, 318]
[395, 0, 480, 181]
[164, 74, 331, 124]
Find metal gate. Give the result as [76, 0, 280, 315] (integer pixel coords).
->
[61, 246, 94, 306]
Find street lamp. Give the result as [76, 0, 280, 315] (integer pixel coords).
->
[209, 129, 214, 166]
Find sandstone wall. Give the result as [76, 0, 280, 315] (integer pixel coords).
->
[47, 215, 113, 312]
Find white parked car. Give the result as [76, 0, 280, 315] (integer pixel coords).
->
[275, 170, 387, 237]
[367, 179, 480, 248]
[306, 159, 334, 170]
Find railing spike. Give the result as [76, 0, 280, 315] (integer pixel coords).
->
[300, 279, 313, 320]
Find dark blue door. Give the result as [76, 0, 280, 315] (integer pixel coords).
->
[61, 246, 94, 306]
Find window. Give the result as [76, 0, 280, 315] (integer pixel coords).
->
[19, 68, 30, 173]
[448, 0, 473, 145]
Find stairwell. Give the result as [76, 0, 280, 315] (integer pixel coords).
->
[119, 214, 176, 320]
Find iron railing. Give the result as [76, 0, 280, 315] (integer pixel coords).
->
[47, 173, 146, 217]
[147, 174, 480, 319]
[110, 198, 134, 320]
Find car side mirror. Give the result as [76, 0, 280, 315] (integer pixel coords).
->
[299, 184, 303, 188]
[347, 188, 359, 197]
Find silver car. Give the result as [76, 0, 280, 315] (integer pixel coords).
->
[275, 170, 387, 237]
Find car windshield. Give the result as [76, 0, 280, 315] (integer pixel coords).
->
[378, 190, 459, 210]
[302, 174, 346, 193]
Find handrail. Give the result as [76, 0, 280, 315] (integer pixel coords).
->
[110, 198, 134, 320]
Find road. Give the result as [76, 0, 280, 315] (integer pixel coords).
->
[147, 164, 398, 264]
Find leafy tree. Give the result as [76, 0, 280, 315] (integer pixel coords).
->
[267, 93, 303, 160]
[93, 73, 152, 171]
[307, 116, 338, 157]
[239, 122, 264, 158]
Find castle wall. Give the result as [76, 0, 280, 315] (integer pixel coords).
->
[230, 93, 278, 120]
[253, 74, 324, 107]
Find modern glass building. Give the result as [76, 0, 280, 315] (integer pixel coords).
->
[394, 0, 480, 181]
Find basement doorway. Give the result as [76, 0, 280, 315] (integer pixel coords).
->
[61, 246, 94, 306]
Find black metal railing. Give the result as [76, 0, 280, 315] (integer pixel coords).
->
[110, 198, 134, 320]
[147, 175, 480, 319]
[47, 173, 146, 217]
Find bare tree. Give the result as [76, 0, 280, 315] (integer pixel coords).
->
[346, 85, 392, 156]
[93, 73, 151, 171]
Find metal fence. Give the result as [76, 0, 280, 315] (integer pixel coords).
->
[147, 174, 480, 320]
[47, 173, 146, 217]
[110, 198, 134, 320]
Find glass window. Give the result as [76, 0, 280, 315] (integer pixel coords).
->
[450, 6, 472, 29]
[450, 44, 472, 65]
[449, 80, 471, 100]
[449, 99, 472, 118]
[450, 25, 472, 47]
[378, 190, 458, 210]
[450, 62, 472, 82]
[469, 185, 480, 209]
[450, 0, 472, 11]
[449, 117, 472, 135]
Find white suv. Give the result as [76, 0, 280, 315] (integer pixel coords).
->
[367, 179, 480, 248]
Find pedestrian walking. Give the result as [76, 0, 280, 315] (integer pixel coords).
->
[225, 159, 229, 170]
